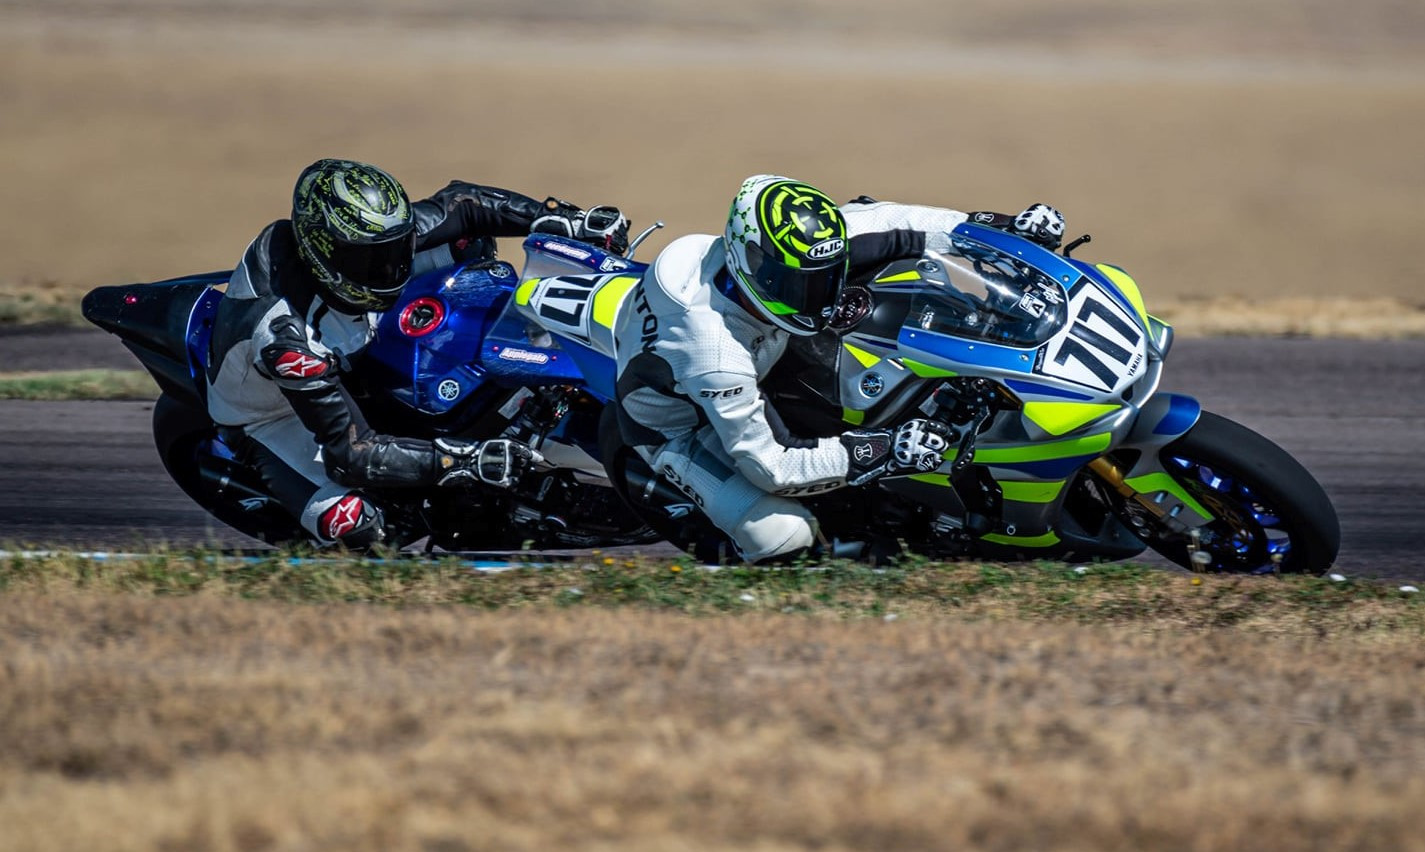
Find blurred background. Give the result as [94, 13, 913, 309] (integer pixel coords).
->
[2, 0, 1423, 332]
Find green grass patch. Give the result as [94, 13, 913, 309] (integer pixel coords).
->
[0, 369, 158, 400]
[3, 548, 1420, 637]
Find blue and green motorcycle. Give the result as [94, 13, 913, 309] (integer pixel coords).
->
[522, 222, 1341, 572]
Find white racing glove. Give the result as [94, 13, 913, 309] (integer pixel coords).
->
[434, 437, 543, 489]
[1012, 203, 1066, 250]
[840, 419, 952, 487]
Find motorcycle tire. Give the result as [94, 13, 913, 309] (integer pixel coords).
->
[153, 393, 305, 546]
[1120, 411, 1340, 574]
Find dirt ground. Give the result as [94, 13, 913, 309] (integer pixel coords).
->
[1, 1, 1424, 332]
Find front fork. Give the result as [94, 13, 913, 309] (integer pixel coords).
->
[1087, 456, 1210, 532]
[1087, 392, 1217, 536]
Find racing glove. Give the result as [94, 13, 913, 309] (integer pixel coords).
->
[434, 437, 542, 489]
[967, 204, 1067, 250]
[530, 198, 631, 254]
[840, 419, 952, 487]
[1012, 203, 1066, 250]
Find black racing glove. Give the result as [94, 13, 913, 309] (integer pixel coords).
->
[968, 204, 1067, 250]
[530, 198, 631, 254]
[434, 438, 542, 489]
[840, 419, 952, 487]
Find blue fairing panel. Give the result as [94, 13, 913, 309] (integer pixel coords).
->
[1067, 260, 1144, 320]
[898, 327, 1038, 374]
[522, 234, 649, 278]
[952, 223, 1084, 290]
[554, 337, 618, 402]
[368, 261, 529, 414]
[1151, 393, 1201, 438]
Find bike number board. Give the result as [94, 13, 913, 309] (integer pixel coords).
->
[526, 275, 603, 340]
[1036, 282, 1146, 393]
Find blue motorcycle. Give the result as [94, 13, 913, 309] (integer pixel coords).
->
[81, 230, 662, 550]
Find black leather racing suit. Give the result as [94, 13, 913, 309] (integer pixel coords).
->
[205, 182, 558, 545]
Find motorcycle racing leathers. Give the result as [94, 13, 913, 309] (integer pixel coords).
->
[612, 201, 971, 561]
[205, 182, 576, 546]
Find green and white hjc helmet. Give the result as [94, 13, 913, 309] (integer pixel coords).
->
[724, 175, 849, 336]
[292, 159, 416, 313]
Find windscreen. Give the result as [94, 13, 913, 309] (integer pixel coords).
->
[905, 236, 1068, 347]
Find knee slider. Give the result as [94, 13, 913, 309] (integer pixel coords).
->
[317, 495, 386, 549]
[731, 498, 817, 564]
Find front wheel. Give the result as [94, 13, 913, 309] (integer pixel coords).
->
[1111, 412, 1340, 574]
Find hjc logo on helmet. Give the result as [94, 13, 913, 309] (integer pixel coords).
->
[806, 238, 845, 260]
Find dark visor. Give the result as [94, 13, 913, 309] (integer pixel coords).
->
[745, 242, 846, 332]
[331, 229, 416, 292]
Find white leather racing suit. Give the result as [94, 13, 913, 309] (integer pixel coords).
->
[612, 201, 969, 561]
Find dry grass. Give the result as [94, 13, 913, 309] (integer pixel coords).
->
[1156, 297, 1425, 339]
[0, 280, 85, 326]
[2, 585, 1423, 851]
[1, 555, 1424, 850]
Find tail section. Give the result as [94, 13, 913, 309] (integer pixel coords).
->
[81, 272, 229, 407]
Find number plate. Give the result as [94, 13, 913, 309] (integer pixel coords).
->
[1037, 283, 1145, 393]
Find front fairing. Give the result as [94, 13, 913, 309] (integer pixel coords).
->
[774, 224, 1172, 552]
[827, 224, 1158, 423]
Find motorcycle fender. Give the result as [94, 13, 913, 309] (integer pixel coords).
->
[1116, 393, 1214, 528]
[1125, 393, 1201, 449]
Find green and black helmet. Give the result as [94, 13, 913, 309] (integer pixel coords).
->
[292, 159, 416, 313]
[723, 175, 849, 336]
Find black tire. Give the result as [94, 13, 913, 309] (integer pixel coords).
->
[1119, 411, 1340, 574]
[152, 394, 306, 545]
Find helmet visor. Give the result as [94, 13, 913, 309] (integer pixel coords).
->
[330, 229, 417, 295]
[744, 241, 846, 334]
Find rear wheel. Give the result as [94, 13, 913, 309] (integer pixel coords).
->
[1111, 411, 1339, 574]
[153, 394, 306, 545]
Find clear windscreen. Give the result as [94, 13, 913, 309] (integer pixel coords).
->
[906, 236, 1068, 347]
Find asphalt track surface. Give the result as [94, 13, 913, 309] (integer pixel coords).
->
[2, 326, 1422, 580]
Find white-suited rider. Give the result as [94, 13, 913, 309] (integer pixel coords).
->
[610, 175, 1066, 562]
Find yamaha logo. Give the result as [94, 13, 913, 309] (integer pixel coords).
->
[860, 372, 884, 397]
[806, 238, 845, 260]
[437, 379, 461, 401]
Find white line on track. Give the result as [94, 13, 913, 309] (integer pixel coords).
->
[0, 550, 546, 572]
